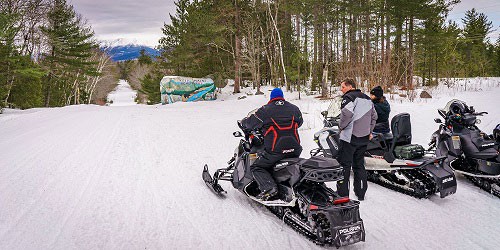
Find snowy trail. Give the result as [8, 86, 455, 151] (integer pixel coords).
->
[107, 80, 137, 106]
[1, 83, 500, 249]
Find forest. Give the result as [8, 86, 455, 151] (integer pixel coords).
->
[152, 0, 499, 99]
[1, 0, 499, 107]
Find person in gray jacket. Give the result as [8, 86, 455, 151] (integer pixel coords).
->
[337, 79, 378, 200]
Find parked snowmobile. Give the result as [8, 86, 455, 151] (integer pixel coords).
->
[202, 121, 365, 248]
[429, 99, 500, 198]
[311, 96, 457, 199]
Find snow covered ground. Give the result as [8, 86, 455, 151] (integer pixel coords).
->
[106, 80, 137, 106]
[1, 80, 499, 250]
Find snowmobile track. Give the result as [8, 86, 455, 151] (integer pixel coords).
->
[267, 207, 325, 246]
[367, 169, 437, 199]
[465, 176, 500, 198]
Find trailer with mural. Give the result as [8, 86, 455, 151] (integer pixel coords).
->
[160, 76, 216, 104]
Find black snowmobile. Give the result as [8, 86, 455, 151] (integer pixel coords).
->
[202, 121, 365, 248]
[311, 96, 457, 199]
[429, 99, 500, 198]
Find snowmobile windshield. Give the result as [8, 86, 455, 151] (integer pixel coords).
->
[440, 99, 468, 114]
[326, 96, 343, 118]
[247, 108, 259, 117]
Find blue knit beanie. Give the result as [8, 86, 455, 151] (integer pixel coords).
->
[270, 88, 284, 100]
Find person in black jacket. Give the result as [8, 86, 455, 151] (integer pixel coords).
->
[338, 79, 377, 200]
[241, 88, 303, 201]
[370, 86, 391, 135]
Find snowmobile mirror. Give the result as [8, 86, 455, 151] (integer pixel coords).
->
[434, 118, 442, 124]
[233, 131, 243, 137]
[321, 110, 328, 118]
[476, 119, 481, 125]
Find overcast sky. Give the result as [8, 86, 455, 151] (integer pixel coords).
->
[71, 0, 500, 47]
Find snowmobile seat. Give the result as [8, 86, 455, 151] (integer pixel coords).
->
[274, 158, 301, 171]
[273, 158, 302, 186]
[390, 113, 412, 146]
[383, 113, 413, 163]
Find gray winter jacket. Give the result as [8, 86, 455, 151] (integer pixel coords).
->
[339, 89, 378, 143]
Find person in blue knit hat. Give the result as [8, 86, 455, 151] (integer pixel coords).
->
[270, 87, 284, 100]
[240, 88, 303, 201]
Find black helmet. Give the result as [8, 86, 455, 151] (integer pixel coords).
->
[449, 101, 466, 115]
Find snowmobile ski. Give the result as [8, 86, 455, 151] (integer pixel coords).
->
[202, 164, 227, 195]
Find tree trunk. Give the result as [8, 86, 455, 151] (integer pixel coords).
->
[233, 0, 241, 94]
[394, 17, 403, 86]
[296, 14, 301, 99]
[45, 75, 52, 107]
[312, 9, 318, 91]
[381, 14, 385, 73]
[73, 71, 80, 105]
[268, 3, 287, 87]
[385, 19, 391, 79]
[322, 62, 329, 98]
[342, 14, 347, 63]
[349, 13, 358, 74]
[304, 21, 309, 91]
[256, 28, 263, 95]
[407, 16, 414, 87]
[364, 1, 371, 83]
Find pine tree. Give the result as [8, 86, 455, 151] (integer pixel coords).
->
[138, 48, 152, 65]
[461, 8, 493, 77]
[41, 0, 97, 106]
[0, 11, 18, 109]
[139, 72, 162, 104]
[0, 10, 46, 109]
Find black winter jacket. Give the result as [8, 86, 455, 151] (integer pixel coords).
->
[241, 98, 303, 154]
[373, 97, 391, 133]
[339, 89, 378, 144]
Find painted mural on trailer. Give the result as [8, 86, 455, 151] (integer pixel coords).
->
[160, 76, 217, 104]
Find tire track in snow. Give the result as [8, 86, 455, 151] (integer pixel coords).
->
[0, 109, 110, 243]
[47, 109, 128, 249]
[0, 109, 124, 249]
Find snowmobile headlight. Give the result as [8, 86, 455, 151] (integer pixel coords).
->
[476, 119, 481, 124]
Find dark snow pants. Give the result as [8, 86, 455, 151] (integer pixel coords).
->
[337, 139, 368, 198]
[251, 149, 301, 192]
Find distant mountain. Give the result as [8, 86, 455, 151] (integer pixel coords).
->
[100, 39, 161, 62]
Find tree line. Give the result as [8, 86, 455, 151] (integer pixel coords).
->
[155, 0, 500, 99]
[0, 0, 115, 110]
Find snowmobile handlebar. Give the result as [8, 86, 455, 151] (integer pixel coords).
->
[324, 117, 340, 128]
[236, 120, 263, 142]
[472, 111, 488, 116]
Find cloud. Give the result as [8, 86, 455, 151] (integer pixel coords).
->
[71, 0, 500, 46]
[70, 0, 177, 46]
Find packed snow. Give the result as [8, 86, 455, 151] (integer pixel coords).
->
[1, 78, 499, 250]
[106, 80, 137, 106]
